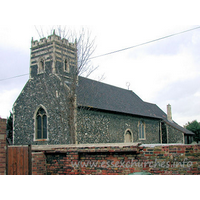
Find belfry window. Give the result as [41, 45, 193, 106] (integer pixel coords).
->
[38, 59, 45, 74]
[35, 107, 47, 140]
[64, 59, 69, 72]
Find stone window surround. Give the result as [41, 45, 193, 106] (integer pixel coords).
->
[139, 121, 146, 140]
[33, 105, 49, 142]
[37, 57, 46, 74]
[124, 129, 133, 143]
[63, 57, 70, 73]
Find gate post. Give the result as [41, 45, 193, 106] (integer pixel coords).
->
[28, 145, 32, 175]
[0, 118, 7, 175]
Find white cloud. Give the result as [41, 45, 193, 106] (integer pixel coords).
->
[194, 91, 200, 97]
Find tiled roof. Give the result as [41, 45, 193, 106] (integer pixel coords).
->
[165, 120, 194, 135]
[77, 76, 194, 135]
[145, 103, 193, 135]
[77, 76, 157, 118]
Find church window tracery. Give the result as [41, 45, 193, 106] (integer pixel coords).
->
[35, 107, 47, 140]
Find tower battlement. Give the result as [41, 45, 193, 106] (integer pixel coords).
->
[31, 31, 76, 49]
[30, 30, 77, 79]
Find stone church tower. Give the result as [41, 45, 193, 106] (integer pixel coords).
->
[30, 30, 77, 80]
[13, 31, 78, 145]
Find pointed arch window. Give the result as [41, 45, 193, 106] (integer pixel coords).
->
[35, 107, 47, 140]
[139, 121, 146, 140]
[124, 129, 133, 143]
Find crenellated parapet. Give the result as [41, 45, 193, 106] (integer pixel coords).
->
[31, 30, 76, 49]
[29, 30, 77, 79]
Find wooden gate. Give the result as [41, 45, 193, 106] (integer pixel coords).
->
[7, 145, 32, 175]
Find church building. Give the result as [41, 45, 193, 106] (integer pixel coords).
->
[13, 32, 194, 145]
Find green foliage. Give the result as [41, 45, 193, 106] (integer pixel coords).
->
[184, 120, 200, 143]
[6, 112, 13, 144]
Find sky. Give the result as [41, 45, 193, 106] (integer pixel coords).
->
[0, 0, 200, 127]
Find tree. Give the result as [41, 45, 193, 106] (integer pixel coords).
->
[184, 120, 200, 143]
[6, 112, 13, 144]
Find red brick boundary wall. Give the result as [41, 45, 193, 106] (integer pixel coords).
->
[31, 143, 200, 175]
[32, 152, 46, 175]
[32, 143, 139, 175]
[0, 119, 7, 175]
[139, 144, 200, 175]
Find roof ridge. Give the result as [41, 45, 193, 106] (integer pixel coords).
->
[78, 75, 135, 93]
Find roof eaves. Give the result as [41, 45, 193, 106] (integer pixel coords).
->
[77, 104, 162, 120]
[164, 119, 194, 135]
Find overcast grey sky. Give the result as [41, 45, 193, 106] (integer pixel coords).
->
[0, 0, 200, 127]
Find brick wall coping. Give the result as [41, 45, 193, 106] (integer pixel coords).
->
[140, 143, 200, 148]
[8, 145, 29, 147]
[31, 142, 141, 153]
